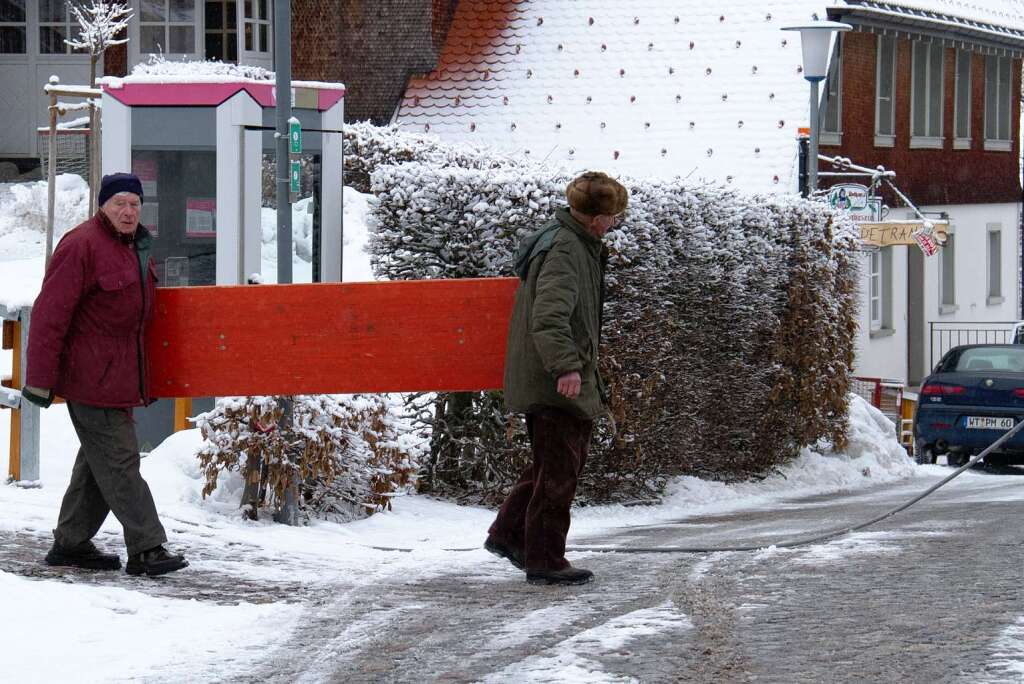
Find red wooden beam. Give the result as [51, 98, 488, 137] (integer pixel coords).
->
[146, 278, 519, 398]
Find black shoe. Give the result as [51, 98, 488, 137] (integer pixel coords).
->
[126, 545, 188, 577]
[526, 566, 594, 586]
[484, 536, 525, 571]
[45, 540, 122, 570]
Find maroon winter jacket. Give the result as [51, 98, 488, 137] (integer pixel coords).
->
[27, 211, 157, 408]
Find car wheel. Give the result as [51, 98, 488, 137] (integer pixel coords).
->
[915, 445, 936, 465]
[946, 453, 969, 468]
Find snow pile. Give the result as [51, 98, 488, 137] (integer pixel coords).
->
[0, 568, 302, 682]
[0, 173, 89, 241]
[260, 197, 315, 265]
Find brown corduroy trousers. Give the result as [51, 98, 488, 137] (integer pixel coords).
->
[488, 407, 593, 571]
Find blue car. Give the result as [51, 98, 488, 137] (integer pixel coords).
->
[914, 344, 1024, 466]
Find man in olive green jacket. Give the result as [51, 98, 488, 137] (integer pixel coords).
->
[486, 171, 628, 586]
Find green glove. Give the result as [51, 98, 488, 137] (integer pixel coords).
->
[22, 386, 54, 409]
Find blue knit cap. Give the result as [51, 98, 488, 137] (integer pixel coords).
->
[98, 172, 144, 207]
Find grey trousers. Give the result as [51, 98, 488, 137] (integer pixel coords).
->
[54, 402, 167, 556]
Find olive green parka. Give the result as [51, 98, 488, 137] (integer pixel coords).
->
[503, 207, 608, 419]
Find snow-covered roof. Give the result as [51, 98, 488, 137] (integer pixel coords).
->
[849, 0, 1024, 33]
[836, 0, 1024, 48]
[395, 1, 834, 191]
[393, 0, 1024, 191]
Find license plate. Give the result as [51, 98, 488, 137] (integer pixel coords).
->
[965, 416, 1015, 430]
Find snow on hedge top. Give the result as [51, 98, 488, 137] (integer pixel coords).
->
[395, 1, 839, 191]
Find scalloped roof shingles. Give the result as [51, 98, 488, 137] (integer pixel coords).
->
[394, 0, 1024, 191]
[395, 1, 841, 191]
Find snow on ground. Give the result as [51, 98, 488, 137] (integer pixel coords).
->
[0, 175, 939, 680]
[482, 601, 693, 684]
[988, 616, 1024, 679]
[1, 568, 303, 682]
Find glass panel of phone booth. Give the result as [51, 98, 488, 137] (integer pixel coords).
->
[129, 147, 217, 451]
[260, 149, 322, 283]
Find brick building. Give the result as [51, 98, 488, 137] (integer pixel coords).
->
[821, 2, 1024, 386]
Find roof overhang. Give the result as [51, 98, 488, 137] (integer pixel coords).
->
[828, 2, 1024, 57]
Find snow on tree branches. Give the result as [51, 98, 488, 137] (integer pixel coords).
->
[65, 2, 132, 86]
[194, 394, 420, 522]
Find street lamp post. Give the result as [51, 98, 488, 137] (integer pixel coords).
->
[782, 20, 852, 195]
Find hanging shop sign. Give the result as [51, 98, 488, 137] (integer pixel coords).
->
[857, 221, 948, 251]
[828, 183, 882, 223]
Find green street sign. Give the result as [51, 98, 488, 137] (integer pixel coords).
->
[290, 159, 301, 193]
[289, 118, 302, 155]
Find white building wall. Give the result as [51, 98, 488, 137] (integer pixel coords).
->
[854, 201, 1021, 384]
[854, 245, 909, 381]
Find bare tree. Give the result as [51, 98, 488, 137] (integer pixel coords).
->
[64, 1, 133, 88]
[62, 2, 132, 216]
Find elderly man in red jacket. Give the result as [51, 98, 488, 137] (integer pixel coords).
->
[23, 172, 188, 577]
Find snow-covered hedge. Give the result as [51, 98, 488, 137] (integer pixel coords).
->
[368, 160, 859, 503]
[343, 121, 519, 194]
[194, 394, 420, 522]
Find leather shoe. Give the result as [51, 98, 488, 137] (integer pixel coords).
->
[45, 540, 121, 570]
[126, 545, 188, 577]
[526, 565, 594, 586]
[484, 536, 525, 570]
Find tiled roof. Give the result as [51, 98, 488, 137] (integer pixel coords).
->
[395, 1, 834, 191]
[394, 0, 1024, 191]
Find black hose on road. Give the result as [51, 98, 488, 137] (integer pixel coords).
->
[565, 419, 1024, 554]
[363, 422, 1024, 556]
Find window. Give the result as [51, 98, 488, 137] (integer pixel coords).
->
[911, 41, 944, 147]
[205, 1, 238, 62]
[875, 36, 896, 146]
[985, 55, 1012, 150]
[140, 0, 197, 55]
[869, 248, 893, 334]
[821, 41, 842, 145]
[939, 232, 956, 313]
[0, 0, 25, 53]
[954, 49, 972, 148]
[988, 224, 1003, 304]
[243, 0, 270, 53]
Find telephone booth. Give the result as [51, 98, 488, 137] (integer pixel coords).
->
[100, 77, 345, 448]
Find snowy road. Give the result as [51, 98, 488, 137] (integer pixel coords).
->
[4, 467, 1021, 682]
[242, 469, 1024, 683]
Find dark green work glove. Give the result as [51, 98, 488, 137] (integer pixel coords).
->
[21, 386, 54, 409]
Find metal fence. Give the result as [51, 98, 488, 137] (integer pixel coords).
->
[37, 127, 91, 179]
[929, 321, 1020, 369]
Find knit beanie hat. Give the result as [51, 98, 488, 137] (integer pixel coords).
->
[98, 172, 144, 207]
[565, 171, 628, 217]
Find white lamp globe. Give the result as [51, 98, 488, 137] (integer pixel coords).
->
[782, 20, 853, 82]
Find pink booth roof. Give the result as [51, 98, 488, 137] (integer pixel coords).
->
[101, 80, 345, 111]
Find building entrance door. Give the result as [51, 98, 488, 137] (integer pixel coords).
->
[907, 246, 926, 386]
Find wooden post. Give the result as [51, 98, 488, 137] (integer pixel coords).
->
[45, 77, 58, 270]
[173, 398, 193, 433]
[7, 319, 20, 482]
[88, 102, 97, 216]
